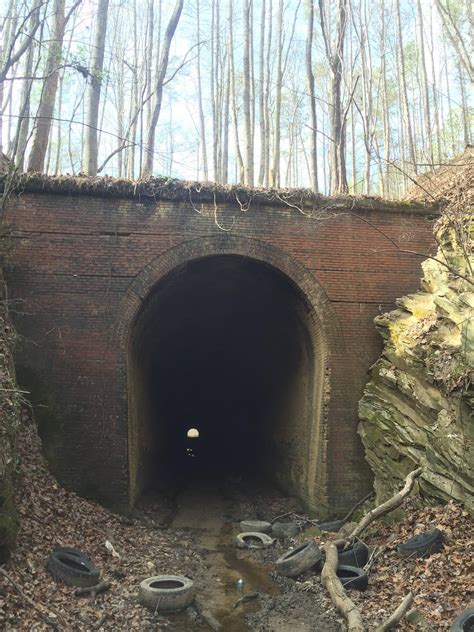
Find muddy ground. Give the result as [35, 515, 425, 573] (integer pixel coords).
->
[135, 481, 344, 632]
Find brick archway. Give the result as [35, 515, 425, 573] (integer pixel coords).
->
[120, 235, 343, 513]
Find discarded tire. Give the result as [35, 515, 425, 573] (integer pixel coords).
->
[451, 607, 474, 631]
[236, 532, 275, 549]
[138, 575, 195, 612]
[337, 541, 369, 568]
[318, 519, 345, 533]
[272, 521, 299, 539]
[53, 547, 90, 562]
[276, 540, 322, 577]
[240, 520, 272, 534]
[397, 528, 443, 559]
[46, 549, 100, 588]
[336, 565, 368, 591]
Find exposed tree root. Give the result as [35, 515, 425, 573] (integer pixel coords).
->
[336, 468, 423, 548]
[376, 592, 414, 631]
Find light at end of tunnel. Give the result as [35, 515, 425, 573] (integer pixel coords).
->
[187, 428, 199, 439]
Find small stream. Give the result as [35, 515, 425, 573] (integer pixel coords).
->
[166, 520, 281, 631]
[155, 483, 282, 631]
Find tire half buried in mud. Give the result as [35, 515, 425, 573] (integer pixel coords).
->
[138, 575, 195, 612]
[276, 540, 322, 577]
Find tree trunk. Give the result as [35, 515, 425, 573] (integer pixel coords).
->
[27, 0, 67, 172]
[142, 0, 183, 178]
[395, 0, 417, 177]
[196, 0, 208, 180]
[85, 0, 109, 175]
[434, 0, 473, 82]
[270, 0, 283, 188]
[318, 0, 349, 194]
[305, 0, 318, 193]
[416, 0, 433, 166]
[243, 0, 254, 185]
[229, 0, 244, 183]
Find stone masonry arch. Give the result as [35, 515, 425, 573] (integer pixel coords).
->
[120, 235, 344, 513]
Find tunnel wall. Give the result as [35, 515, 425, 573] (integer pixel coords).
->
[0, 187, 438, 515]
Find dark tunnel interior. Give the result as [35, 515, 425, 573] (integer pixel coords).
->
[128, 255, 317, 501]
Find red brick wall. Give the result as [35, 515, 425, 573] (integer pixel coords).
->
[1, 190, 437, 515]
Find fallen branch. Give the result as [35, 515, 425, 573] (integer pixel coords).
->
[320, 542, 364, 632]
[0, 567, 63, 630]
[194, 597, 222, 631]
[74, 581, 111, 597]
[376, 592, 414, 631]
[270, 511, 319, 526]
[232, 591, 260, 609]
[339, 468, 422, 547]
[341, 491, 374, 524]
[322, 469, 422, 631]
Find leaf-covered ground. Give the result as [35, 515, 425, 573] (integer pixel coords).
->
[0, 418, 472, 631]
[0, 422, 202, 631]
[349, 499, 473, 629]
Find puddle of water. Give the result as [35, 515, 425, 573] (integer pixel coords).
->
[166, 522, 281, 631]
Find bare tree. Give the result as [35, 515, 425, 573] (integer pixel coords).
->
[196, 0, 208, 180]
[434, 0, 473, 83]
[305, 0, 318, 193]
[243, 0, 254, 185]
[318, 0, 349, 194]
[142, 0, 183, 178]
[0, 0, 41, 159]
[84, 0, 109, 175]
[27, 0, 82, 172]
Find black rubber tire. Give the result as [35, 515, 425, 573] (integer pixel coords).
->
[53, 547, 90, 561]
[138, 575, 195, 612]
[451, 607, 474, 632]
[336, 565, 368, 590]
[272, 521, 299, 539]
[318, 519, 345, 533]
[397, 528, 444, 559]
[337, 541, 369, 568]
[46, 549, 100, 588]
[240, 520, 272, 534]
[276, 540, 322, 577]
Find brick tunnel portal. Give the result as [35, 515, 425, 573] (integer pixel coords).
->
[128, 255, 323, 505]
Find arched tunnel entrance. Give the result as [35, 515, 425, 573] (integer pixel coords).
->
[128, 253, 327, 507]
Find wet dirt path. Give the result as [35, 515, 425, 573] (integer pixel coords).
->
[166, 482, 279, 631]
[160, 482, 340, 632]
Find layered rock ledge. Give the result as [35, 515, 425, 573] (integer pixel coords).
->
[359, 209, 473, 512]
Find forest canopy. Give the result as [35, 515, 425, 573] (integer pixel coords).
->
[0, 0, 472, 197]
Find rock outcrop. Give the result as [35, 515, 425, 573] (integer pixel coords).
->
[359, 204, 473, 512]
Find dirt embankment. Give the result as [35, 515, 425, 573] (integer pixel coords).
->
[0, 273, 20, 563]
